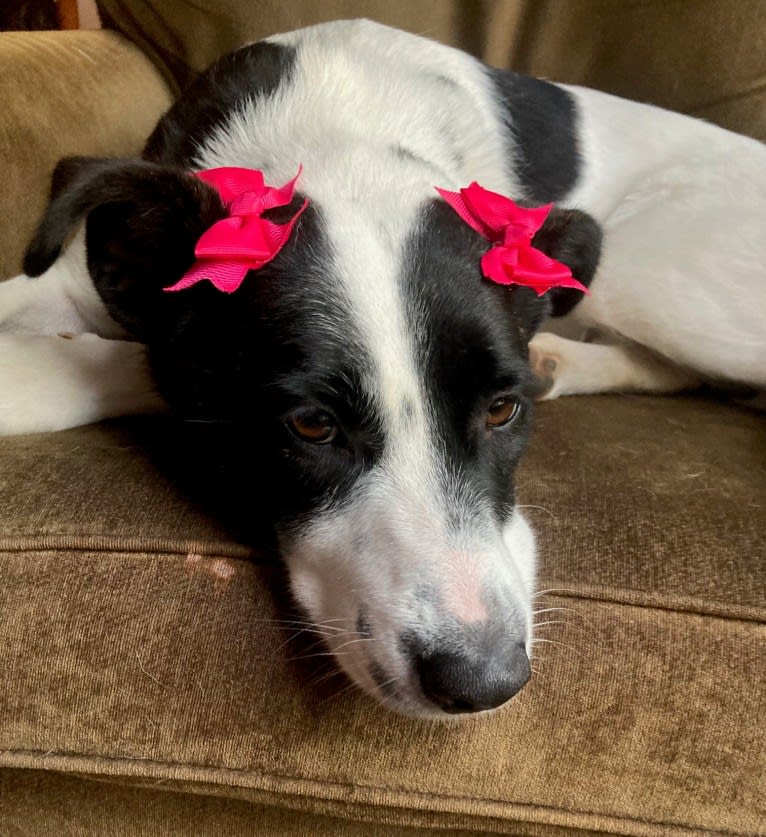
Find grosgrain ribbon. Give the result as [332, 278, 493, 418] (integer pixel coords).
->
[435, 182, 589, 296]
[164, 166, 308, 294]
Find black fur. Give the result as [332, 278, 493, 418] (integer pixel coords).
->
[532, 208, 602, 317]
[487, 67, 581, 203]
[23, 157, 226, 340]
[143, 42, 297, 166]
[400, 200, 577, 525]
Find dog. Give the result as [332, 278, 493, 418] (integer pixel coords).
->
[1, 19, 764, 718]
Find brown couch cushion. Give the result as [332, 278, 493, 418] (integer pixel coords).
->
[0, 30, 172, 280]
[97, 0, 766, 141]
[2, 395, 764, 835]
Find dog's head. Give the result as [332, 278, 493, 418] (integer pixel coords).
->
[26, 156, 600, 717]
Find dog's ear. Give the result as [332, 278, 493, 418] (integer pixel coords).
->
[532, 207, 602, 318]
[505, 207, 601, 343]
[24, 157, 225, 340]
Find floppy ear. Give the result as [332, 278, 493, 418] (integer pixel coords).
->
[531, 207, 602, 318]
[506, 206, 601, 343]
[23, 157, 225, 340]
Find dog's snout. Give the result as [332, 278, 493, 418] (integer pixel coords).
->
[414, 642, 530, 714]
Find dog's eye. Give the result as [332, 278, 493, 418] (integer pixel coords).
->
[486, 396, 521, 428]
[288, 409, 338, 444]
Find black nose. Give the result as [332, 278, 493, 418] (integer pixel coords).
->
[415, 644, 531, 714]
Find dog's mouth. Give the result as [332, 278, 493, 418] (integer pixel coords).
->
[353, 630, 530, 718]
[285, 603, 532, 719]
[279, 508, 536, 719]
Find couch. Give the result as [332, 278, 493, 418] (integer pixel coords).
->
[1, 3, 764, 834]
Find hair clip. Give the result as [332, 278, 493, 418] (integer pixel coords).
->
[165, 166, 308, 294]
[435, 181, 589, 296]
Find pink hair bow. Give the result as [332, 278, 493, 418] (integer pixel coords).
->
[165, 166, 308, 294]
[435, 182, 589, 296]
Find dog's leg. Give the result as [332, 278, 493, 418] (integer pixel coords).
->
[529, 332, 700, 399]
[0, 332, 165, 435]
[0, 228, 123, 337]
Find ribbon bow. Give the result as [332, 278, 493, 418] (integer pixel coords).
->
[435, 182, 589, 296]
[165, 167, 308, 294]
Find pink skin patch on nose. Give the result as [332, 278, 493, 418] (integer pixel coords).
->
[442, 552, 488, 624]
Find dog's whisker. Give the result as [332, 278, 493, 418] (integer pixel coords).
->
[533, 586, 579, 598]
[533, 618, 601, 643]
[275, 632, 335, 654]
[270, 617, 353, 630]
[272, 618, 360, 652]
[533, 606, 577, 616]
[286, 650, 364, 662]
[531, 637, 588, 660]
[331, 636, 377, 653]
[516, 503, 558, 520]
[258, 616, 349, 626]
[374, 673, 404, 696]
[316, 679, 364, 708]
[535, 619, 575, 628]
[534, 605, 604, 638]
[267, 622, 344, 634]
[310, 667, 345, 686]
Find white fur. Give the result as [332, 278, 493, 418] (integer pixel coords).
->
[0, 229, 158, 434]
[0, 228, 124, 338]
[0, 332, 163, 435]
[540, 85, 766, 392]
[282, 485, 534, 716]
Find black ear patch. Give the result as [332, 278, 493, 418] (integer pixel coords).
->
[23, 157, 226, 340]
[48, 156, 99, 202]
[531, 207, 602, 318]
[24, 157, 124, 277]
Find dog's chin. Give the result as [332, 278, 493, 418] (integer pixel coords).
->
[285, 605, 532, 720]
[368, 689, 517, 722]
[328, 650, 507, 721]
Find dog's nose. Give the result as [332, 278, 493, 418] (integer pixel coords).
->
[415, 642, 531, 714]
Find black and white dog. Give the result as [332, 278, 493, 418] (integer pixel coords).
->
[1, 20, 764, 717]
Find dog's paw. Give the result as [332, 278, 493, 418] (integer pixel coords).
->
[528, 333, 563, 400]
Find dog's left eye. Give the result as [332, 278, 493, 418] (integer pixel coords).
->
[486, 396, 521, 428]
[287, 409, 339, 444]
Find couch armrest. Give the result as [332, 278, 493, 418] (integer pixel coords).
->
[0, 30, 173, 280]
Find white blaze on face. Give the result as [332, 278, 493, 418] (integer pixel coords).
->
[180, 18, 543, 713]
[442, 551, 489, 624]
[275, 188, 536, 713]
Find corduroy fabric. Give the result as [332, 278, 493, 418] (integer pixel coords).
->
[1, 396, 764, 836]
[0, 769, 610, 837]
[96, 0, 766, 142]
[0, 29, 172, 280]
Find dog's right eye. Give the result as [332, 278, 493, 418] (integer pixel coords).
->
[287, 409, 339, 445]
